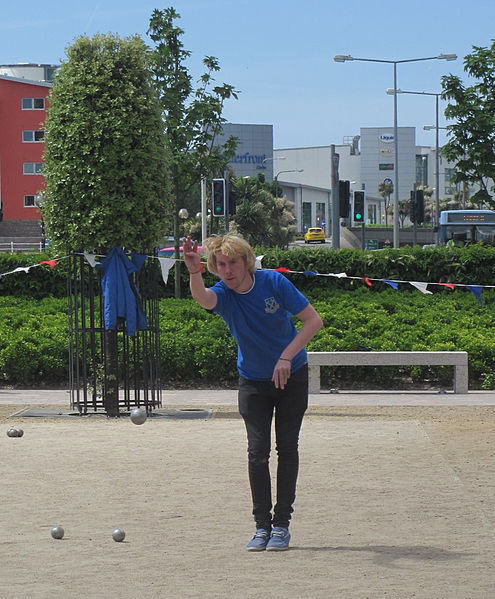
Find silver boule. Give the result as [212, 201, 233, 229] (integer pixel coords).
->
[112, 528, 126, 542]
[130, 408, 147, 425]
[51, 526, 64, 539]
[16, 429, 24, 437]
[7, 429, 17, 437]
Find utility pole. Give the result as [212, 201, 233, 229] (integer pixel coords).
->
[331, 145, 340, 249]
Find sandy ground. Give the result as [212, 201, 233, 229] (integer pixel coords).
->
[1, 403, 495, 599]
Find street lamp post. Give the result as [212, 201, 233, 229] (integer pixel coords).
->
[274, 168, 304, 183]
[334, 53, 456, 248]
[274, 168, 304, 197]
[275, 169, 304, 234]
[262, 156, 286, 180]
[388, 88, 443, 233]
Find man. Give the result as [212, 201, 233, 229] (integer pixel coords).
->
[183, 234, 322, 551]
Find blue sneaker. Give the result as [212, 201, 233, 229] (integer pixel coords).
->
[246, 528, 270, 551]
[266, 526, 290, 551]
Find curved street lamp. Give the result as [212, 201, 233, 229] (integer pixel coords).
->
[274, 168, 304, 182]
[387, 87, 444, 231]
[334, 53, 456, 248]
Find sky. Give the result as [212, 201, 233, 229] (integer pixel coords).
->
[2, 0, 495, 150]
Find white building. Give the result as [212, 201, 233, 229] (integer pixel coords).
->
[217, 122, 463, 235]
[275, 127, 460, 233]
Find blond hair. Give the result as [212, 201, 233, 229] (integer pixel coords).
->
[203, 234, 256, 275]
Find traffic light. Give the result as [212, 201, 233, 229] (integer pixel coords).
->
[212, 179, 225, 217]
[353, 190, 365, 223]
[410, 190, 416, 223]
[415, 189, 424, 224]
[338, 180, 350, 217]
[228, 181, 237, 216]
[410, 189, 425, 224]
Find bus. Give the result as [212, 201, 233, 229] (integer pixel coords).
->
[439, 210, 495, 246]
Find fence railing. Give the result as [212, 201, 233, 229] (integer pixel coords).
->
[0, 241, 45, 253]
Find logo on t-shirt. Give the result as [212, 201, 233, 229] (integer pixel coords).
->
[264, 296, 280, 314]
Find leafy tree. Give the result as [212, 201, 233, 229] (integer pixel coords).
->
[231, 174, 296, 247]
[147, 7, 239, 295]
[417, 185, 434, 223]
[397, 199, 410, 227]
[441, 41, 495, 206]
[42, 33, 169, 253]
[378, 182, 394, 226]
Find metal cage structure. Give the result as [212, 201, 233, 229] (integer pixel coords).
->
[67, 252, 162, 415]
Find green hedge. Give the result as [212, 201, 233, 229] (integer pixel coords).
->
[1, 244, 495, 389]
[257, 243, 495, 292]
[2, 244, 495, 298]
[1, 286, 495, 389]
[0, 253, 67, 298]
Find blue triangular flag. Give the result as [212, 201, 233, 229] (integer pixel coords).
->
[384, 280, 398, 290]
[467, 285, 484, 306]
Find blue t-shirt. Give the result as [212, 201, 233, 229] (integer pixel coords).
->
[210, 269, 309, 380]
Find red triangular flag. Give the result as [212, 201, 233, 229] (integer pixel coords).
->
[274, 267, 291, 273]
[439, 283, 455, 290]
[40, 260, 57, 269]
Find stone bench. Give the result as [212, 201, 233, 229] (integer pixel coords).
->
[307, 351, 469, 394]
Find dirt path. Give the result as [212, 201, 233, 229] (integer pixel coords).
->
[1, 405, 494, 598]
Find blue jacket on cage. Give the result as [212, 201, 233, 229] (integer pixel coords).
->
[96, 247, 147, 337]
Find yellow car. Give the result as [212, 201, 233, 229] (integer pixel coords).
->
[304, 227, 326, 244]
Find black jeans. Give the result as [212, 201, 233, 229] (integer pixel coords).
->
[238, 363, 308, 530]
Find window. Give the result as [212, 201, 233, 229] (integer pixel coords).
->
[22, 130, 45, 142]
[416, 154, 428, 185]
[302, 202, 312, 231]
[24, 195, 40, 207]
[316, 202, 325, 226]
[444, 168, 456, 195]
[22, 98, 45, 110]
[367, 203, 377, 225]
[23, 162, 43, 175]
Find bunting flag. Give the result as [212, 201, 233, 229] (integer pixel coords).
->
[40, 260, 57, 269]
[83, 253, 98, 267]
[158, 257, 175, 285]
[1, 251, 495, 308]
[409, 282, 433, 295]
[467, 285, 484, 306]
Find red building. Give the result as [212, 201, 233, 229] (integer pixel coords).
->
[0, 64, 55, 223]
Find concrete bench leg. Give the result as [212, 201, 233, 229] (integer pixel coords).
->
[454, 363, 468, 394]
[308, 365, 320, 394]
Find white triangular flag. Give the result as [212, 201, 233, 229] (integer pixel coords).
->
[410, 281, 432, 295]
[13, 267, 31, 273]
[255, 255, 264, 269]
[158, 257, 176, 284]
[83, 253, 97, 267]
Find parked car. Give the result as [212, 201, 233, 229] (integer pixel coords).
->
[304, 227, 326, 244]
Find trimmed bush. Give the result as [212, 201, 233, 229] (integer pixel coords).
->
[1, 244, 495, 389]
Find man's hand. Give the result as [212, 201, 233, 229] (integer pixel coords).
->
[182, 236, 201, 273]
[272, 358, 291, 390]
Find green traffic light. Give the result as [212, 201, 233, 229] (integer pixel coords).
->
[355, 213, 362, 220]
